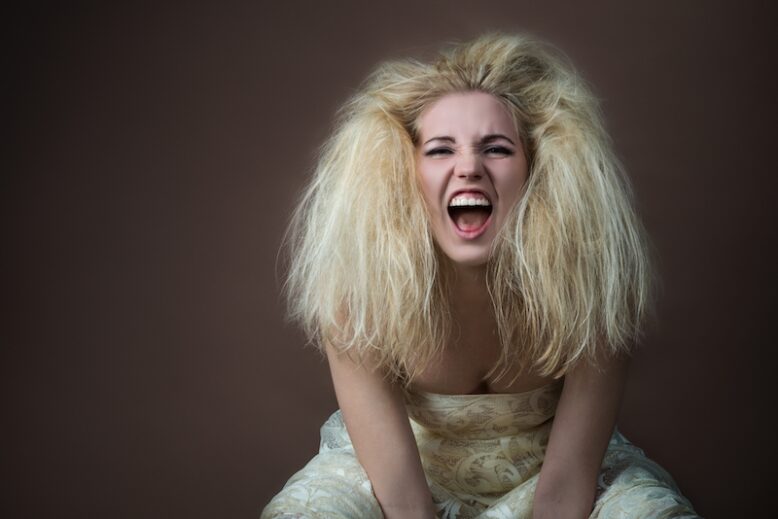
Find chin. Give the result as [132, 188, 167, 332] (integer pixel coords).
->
[439, 245, 491, 269]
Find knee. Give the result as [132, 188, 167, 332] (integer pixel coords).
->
[594, 458, 699, 518]
[261, 455, 382, 519]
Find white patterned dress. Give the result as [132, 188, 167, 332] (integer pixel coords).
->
[262, 381, 699, 518]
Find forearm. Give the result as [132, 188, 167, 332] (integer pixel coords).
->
[381, 495, 437, 519]
[533, 464, 596, 519]
[352, 401, 434, 517]
[533, 354, 629, 519]
[325, 343, 435, 518]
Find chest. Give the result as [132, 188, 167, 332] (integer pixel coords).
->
[410, 316, 539, 394]
[409, 291, 553, 394]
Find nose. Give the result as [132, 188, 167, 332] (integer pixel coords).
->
[454, 151, 483, 180]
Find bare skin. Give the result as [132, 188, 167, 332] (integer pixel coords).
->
[410, 265, 554, 396]
[326, 344, 437, 519]
[327, 92, 625, 518]
[328, 263, 625, 519]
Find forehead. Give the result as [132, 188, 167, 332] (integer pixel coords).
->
[417, 91, 518, 140]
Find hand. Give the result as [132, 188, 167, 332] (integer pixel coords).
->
[381, 500, 438, 519]
[532, 498, 592, 519]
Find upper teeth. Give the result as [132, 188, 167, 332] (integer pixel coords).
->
[449, 195, 491, 207]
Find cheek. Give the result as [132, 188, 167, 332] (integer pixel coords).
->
[416, 168, 445, 208]
[498, 166, 529, 211]
[512, 172, 529, 197]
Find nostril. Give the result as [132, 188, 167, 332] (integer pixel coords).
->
[454, 155, 483, 178]
[456, 165, 482, 177]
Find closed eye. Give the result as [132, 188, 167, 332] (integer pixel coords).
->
[424, 147, 454, 157]
[483, 145, 514, 156]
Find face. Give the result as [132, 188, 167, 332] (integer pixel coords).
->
[415, 91, 529, 268]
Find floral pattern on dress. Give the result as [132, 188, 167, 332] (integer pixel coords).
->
[262, 381, 700, 519]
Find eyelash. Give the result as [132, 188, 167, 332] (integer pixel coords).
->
[484, 145, 513, 156]
[424, 147, 454, 157]
[424, 145, 514, 157]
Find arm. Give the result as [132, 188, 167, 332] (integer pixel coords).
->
[532, 353, 629, 519]
[325, 342, 436, 519]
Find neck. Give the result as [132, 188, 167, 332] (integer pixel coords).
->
[447, 263, 499, 357]
[450, 263, 490, 305]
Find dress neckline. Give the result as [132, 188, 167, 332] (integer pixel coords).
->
[405, 378, 563, 399]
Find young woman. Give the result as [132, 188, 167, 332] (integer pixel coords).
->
[262, 34, 699, 519]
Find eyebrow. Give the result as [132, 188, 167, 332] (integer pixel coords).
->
[482, 133, 515, 145]
[423, 134, 515, 146]
[423, 136, 455, 145]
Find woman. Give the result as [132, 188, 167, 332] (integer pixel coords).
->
[263, 34, 699, 519]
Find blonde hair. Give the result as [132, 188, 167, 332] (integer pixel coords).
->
[283, 33, 653, 382]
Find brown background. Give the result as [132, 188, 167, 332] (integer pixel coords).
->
[5, 1, 777, 517]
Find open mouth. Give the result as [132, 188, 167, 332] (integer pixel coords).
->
[447, 192, 493, 236]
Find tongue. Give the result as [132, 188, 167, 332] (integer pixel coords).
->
[454, 209, 489, 231]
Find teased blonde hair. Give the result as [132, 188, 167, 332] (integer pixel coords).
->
[284, 33, 653, 382]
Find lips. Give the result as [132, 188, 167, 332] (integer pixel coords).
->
[447, 190, 493, 238]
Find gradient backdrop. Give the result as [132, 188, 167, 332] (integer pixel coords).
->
[5, 1, 777, 517]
